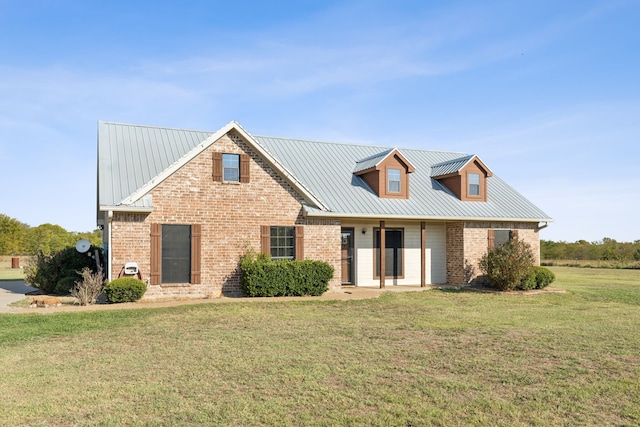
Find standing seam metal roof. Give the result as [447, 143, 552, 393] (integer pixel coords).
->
[97, 121, 552, 222]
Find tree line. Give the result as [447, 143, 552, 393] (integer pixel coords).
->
[541, 238, 640, 262]
[3, 211, 639, 262]
[0, 213, 101, 256]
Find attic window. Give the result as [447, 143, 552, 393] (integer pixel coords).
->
[213, 152, 250, 183]
[468, 173, 480, 196]
[388, 169, 401, 193]
[222, 154, 240, 182]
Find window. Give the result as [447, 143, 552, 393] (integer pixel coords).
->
[222, 154, 240, 182]
[161, 225, 191, 283]
[374, 228, 404, 278]
[388, 168, 401, 193]
[493, 230, 512, 248]
[270, 226, 295, 260]
[468, 173, 480, 196]
[213, 153, 250, 183]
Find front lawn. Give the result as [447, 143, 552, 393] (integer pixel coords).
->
[1, 267, 638, 426]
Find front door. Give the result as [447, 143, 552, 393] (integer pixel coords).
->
[341, 228, 354, 285]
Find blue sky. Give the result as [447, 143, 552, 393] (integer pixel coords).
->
[0, 0, 638, 242]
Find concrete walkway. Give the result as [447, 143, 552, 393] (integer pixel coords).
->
[0, 280, 36, 313]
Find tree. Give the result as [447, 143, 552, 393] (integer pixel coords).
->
[0, 214, 29, 255]
[0, 212, 102, 255]
[26, 223, 75, 255]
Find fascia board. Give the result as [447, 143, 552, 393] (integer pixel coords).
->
[303, 206, 553, 223]
[99, 205, 153, 213]
[375, 148, 416, 173]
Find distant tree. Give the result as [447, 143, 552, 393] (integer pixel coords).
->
[72, 229, 102, 248]
[0, 214, 29, 255]
[0, 212, 101, 255]
[26, 223, 75, 255]
[541, 237, 640, 263]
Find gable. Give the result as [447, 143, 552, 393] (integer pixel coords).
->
[353, 148, 415, 199]
[97, 121, 328, 216]
[431, 155, 493, 202]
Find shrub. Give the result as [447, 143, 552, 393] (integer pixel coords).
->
[104, 278, 147, 303]
[240, 249, 333, 297]
[479, 239, 535, 291]
[532, 266, 555, 289]
[71, 267, 105, 306]
[518, 272, 537, 291]
[516, 266, 556, 291]
[53, 276, 78, 295]
[24, 246, 102, 294]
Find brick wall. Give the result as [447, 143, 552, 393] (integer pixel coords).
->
[445, 221, 541, 286]
[109, 131, 341, 299]
[445, 222, 465, 285]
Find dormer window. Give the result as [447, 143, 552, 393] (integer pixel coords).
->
[468, 173, 480, 196]
[353, 148, 416, 200]
[388, 169, 401, 193]
[432, 155, 492, 202]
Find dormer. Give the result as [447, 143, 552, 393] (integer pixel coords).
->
[353, 148, 416, 199]
[431, 155, 492, 202]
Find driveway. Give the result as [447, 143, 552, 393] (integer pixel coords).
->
[0, 280, 36, 313]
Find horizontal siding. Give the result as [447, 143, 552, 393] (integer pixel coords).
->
[344, 220, 445, 287]
[426, 222, 447, 284]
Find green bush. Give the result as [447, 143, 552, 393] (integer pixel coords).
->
[104, 278, 147, 303]
[532, 266, 555, 289]
[53, 276, 78, 295]
[240, 250, 333, 297]
[518, 272, 537, 291]
[479, 239, 535, 291]
[24, 246, 102, 294]
[517, 266, 556, 291]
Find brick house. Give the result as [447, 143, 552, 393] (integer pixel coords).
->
[97, 120, 552, 299]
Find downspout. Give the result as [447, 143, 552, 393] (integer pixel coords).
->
[107, 210, 113, 282]
[536, 221, 549, 232]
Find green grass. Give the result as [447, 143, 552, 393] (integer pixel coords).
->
[1, 267, 639, 426]
[0, 269, 24, 281]
[0, 256, 26, 281]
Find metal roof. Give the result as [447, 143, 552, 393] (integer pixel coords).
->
[98, 121, 212, 208]
[253, 136, 551, 222]
[431, 155, 474, 177]
[97, 121, 552, 222]
[352, 149, 393, 173]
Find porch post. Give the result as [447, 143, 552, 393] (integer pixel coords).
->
[421, 221, 426, 287]
[379, 220, 385, 289]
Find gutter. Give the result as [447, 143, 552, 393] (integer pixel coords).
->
[536, 221, 549, 231]
[303, 207, 553, 224]
[99, 205, 153, 214]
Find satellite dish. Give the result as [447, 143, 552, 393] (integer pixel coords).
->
[76, 239, 91, 253]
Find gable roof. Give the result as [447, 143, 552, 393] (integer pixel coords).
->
[431, 155, 492, 178]
[97, 121, 552, 223]
[97, 121, 328, 214]
[353, 148, 416, 174]
[254, 136, 550, 222]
